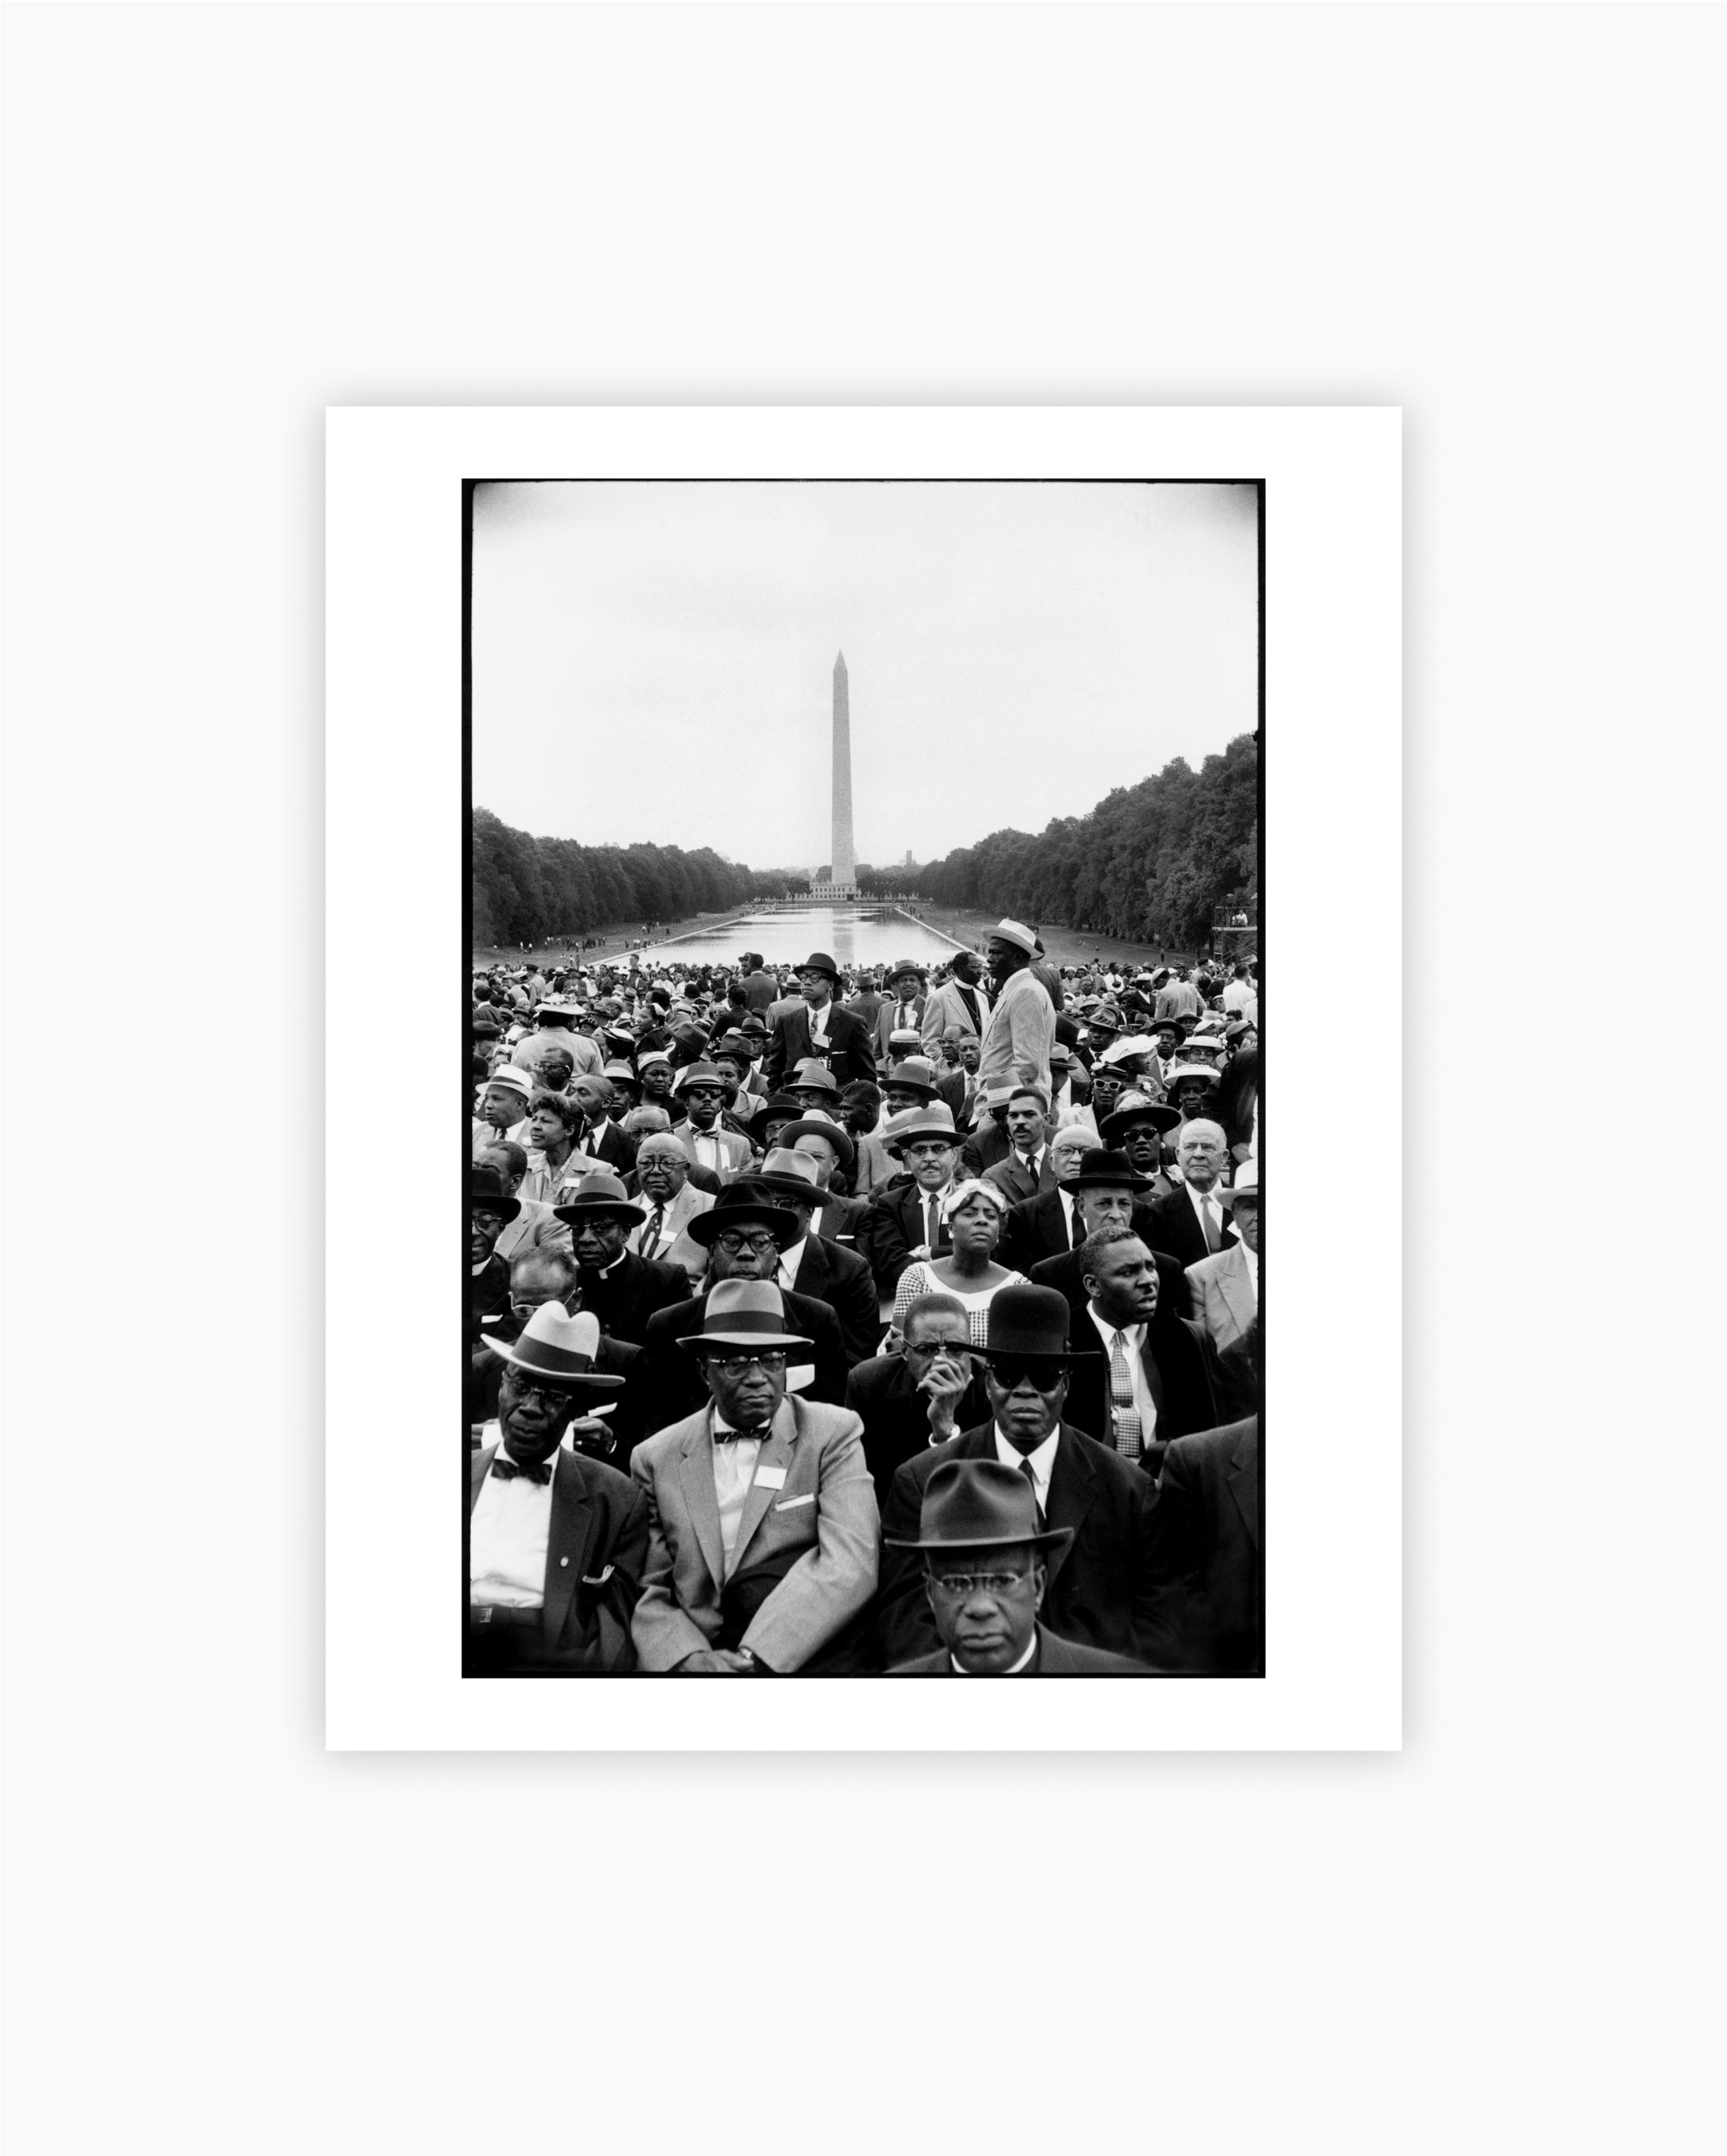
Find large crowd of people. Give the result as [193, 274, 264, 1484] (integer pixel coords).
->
[468, 920, 1261, 1678]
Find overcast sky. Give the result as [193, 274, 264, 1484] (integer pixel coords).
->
[471, 480, 1258, 870]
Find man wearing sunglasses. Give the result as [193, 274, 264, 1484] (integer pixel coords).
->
[875, 1284, 1163, 1669]
[671, 1062, 755, 1182]
[629, 1280, 880, 1674]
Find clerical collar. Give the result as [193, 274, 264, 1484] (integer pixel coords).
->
[951, 1634, 1039, 1675]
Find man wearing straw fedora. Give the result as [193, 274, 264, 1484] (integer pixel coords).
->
[875, 1284, 1163, 1669]
[636, 1184, 853, 1432]
[628, 1280, 880, 1674]
[858, 1098, 966, 1299]
[762, 950, 877, 1092]
[550, 1171, 690, 1347]
[885, 1458, 1152, 1675]
[974, 919, 1056, 1114]
[468, 1302, 650, 1675]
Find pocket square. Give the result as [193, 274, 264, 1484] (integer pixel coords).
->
[773, 1493, 816, 1513]
[580, 1565, 615, 1586]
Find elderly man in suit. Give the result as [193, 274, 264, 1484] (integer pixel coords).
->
[739, 1147, 883, 1366]
[921, 948, 992, 1057]
[994, 1125, 1103, 1269]
[1145, 1414, 1262, 1673]
[875, 1285, 1163, 1667]
[568, 1072, 638, 1175]
[468, 1302, 649, 1673]
[1057, 1227, 1220, 1474]
[1185, 1161, 1258, 1352]
[778, 1118, 869, 1247]
[764, 950, 878, 1090]
[550, 1172, 690, 1346]
[873, 961, 930, 1063]
[472, 1244, 652, 1466]
[1143, 1118, 1238, 1271]
[974, 919, 1056, 1111]
[637, 1186, 852, 1432]
[887, 1458, 1154, 1675]
[980, 1086, 1059, 1205]
[1008, 1148, 1189, 1319]
[472, 1064, 537, 1159]
[625, 1129, 717, 1276]
[629, 1281, 880, 1673]
[671, 1062, 755, 1182]
[843, 1291, 992, 1504]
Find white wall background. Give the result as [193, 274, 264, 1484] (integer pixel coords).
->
[3, 7, 1719, 2153]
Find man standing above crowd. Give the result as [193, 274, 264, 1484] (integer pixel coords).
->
[921, 947, 992, 1055]
[974, 920, 1055, 1110]
[764, 951, 877, 1089]
[874, 961, 929, 1063]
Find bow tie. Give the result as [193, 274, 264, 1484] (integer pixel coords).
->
[712, 1425, 769, 1446]
[491, 1455, 553, 1485]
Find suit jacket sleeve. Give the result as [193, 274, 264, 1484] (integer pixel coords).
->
[1140, 1445, 1202, 1669]
[823, 1248, 886, 1367]
[859, 1189, 913, 1300]
[628, 1443, 715, 1670]
[838, 1010, 878, 1086]
[806, 1300, 851, 1406]
[763, 1013, 794, 1090]
[742, 1413, 880, 1672]
[874, 1457, 944, 1667]
[565, 1476, 653, 1667]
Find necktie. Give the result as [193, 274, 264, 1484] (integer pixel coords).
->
[959, 986, 980, 1033]
[1018, 1454, 1046, 1530]
[1109, 1333, 1143, 1460]
[638, 1204, 665, 1255]
[490, 1455, 553, 1485]
[1199, 1193, 1222, 1254]
[1068, 1200, 1083, 1251]
[713, 1424, 768, 1446]
[926, 1193, 941, 1254]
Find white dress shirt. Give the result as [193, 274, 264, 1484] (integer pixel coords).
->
[1056, 1187, 1079, 1249]
[806, 1000, 831, 1051]
[1241, 1242, 1259, 1295]
[993, 1422, 1060, 1512]
[469, 1447, 557, 1608]
[1012, 1145, 1046, 1185]
[710, 1413, 766, 1573]
[1084, 1307, 1159, 1442]
[777, 1236, 809, 1293]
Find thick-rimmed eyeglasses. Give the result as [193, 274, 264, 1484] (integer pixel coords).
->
[714, 1231, 782, 1256]
[928, 1571, 1033, 1599]
[702, 1350, 788, 1373]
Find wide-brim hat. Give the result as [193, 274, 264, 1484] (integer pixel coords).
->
[481, 1304, 625, 1394]
[550, 1171, 648, 1228]
[479, 1066, 537, 1103]
[881, 1056, 942, 1101]
[740, 1147, 824, 1205]
[888, 959, 929, 983]
[1216, 1162, 1259, 1206]
[884, 1458, 1075, 1558]
[1099, 1034, 1156, 1067]
[1101, 1098, 1182, 1144]
[1065, 1148, 1153, 1193]
[687, 1186, 801, 1250]
[1163, 1062, 1222, 1094]
[882, 1101, 962, 1153]
[776, 1116, 857, 1173]
[674, 1061, 727, 1093]
[675, 1278, 814, 1353]
[534, 1003, 584, 1026]
[988, 918, 1039, 957]
[974, 1283, 1095, 1364]
[469, 1163, 522, 1224]
[795, 951, 840, 981]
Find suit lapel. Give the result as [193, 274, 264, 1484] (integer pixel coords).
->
[730, 1397, 798, 1569]
[1137, 1331, 1167, 1418]
[1227, 1422, 1260, 1551]
[679, 1414, 727, 1588]
[542, 1453, 595, 1644]
[1222, 1247, 1255, 1335]
[1042, 1426, 1097, 1588]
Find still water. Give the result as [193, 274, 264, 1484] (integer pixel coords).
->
[644, 904, 968, 971]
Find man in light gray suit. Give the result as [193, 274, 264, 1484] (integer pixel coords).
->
[1183, 1162, 1258, 1353]
[628, 1280, 879, 1672]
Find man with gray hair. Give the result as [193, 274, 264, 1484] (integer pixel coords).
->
[995, 1123, 1103, 1270]
[1143, 1118, 1239, 1272]
[624, 1129, 717, 1277]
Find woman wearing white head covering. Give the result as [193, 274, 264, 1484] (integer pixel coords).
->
[889, 1177, 1029, 1350]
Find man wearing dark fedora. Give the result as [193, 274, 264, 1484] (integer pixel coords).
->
[1100, 1093, 1182, 1203]
[875, 1284, 1163, 1668]
[873, 959, 929, 1064]
[468, 1302, 650, 1674]
[886, 1459, 1152, 1675]
[740, 1146, 882, 1367]
[628, 1281, 879, 1673]
[1009, 1149, 1190, 1319]
[636, 1184, 851, 1432]
[550, 1171, 689, 1347]
[763, 951, 877, 1091]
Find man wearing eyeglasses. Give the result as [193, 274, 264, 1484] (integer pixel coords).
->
[885, 1458, 1151, 1675]
[875, 1284, 1163, 1669]
[762, 949, 877, 1091]
[629, 1280, 880, 1674]
[636, 1185, 852, 1432]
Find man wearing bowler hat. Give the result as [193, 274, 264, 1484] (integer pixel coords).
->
[628, 1280, 880, 1673]
[468, 1302, 650, 1674]
[1100, 1093, 1182, 1203]
[886, 1459, 1152, 1675]
[763, 951, 877, 1090]
[875, 1284, 1163, 1667]
[637, 1185, 853, 1432]
[551, 1171, 689, 1347]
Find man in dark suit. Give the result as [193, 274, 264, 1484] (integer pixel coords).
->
[1097, 1094, 1182, 1203]
[764, 950, 878, 1089]
[1145, 1415, 1262, 1673]
[857, 1101, 966, 1297]
[875, 1284, 1163, 1667]
[778, 1118, 869, 1248]
[1010, 1148, 1192, 1319]
[469, 1164, 519, 1422]
[568, 1073, 638, 1174]
[637, 1188, 851, 1432]
[740, 1147, 883, 1365]
[1055, 1227, 1220, 1473]
[467, 1302, 650, 1673]
[843, 1291, 992, 1503]
[957, 1088, 1014, 1177]
[980, 1086, 1059, 1205]
[550, 1172, 690, 1347]
[886, 1458, 1155, 1675]
[1141, 1116, 1239, 1270]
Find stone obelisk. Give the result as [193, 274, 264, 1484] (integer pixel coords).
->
[831, 651, 857, 892]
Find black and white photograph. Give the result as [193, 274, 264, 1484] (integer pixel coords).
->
[464, 478, 1262, 1679]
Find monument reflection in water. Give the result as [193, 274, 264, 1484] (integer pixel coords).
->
[645, 904, 966, 971]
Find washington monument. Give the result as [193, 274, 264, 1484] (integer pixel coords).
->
[830, 650, 857, 892]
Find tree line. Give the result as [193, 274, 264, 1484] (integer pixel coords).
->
[900, 734, 1258, 948]
[473, 731, 1256, 948]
